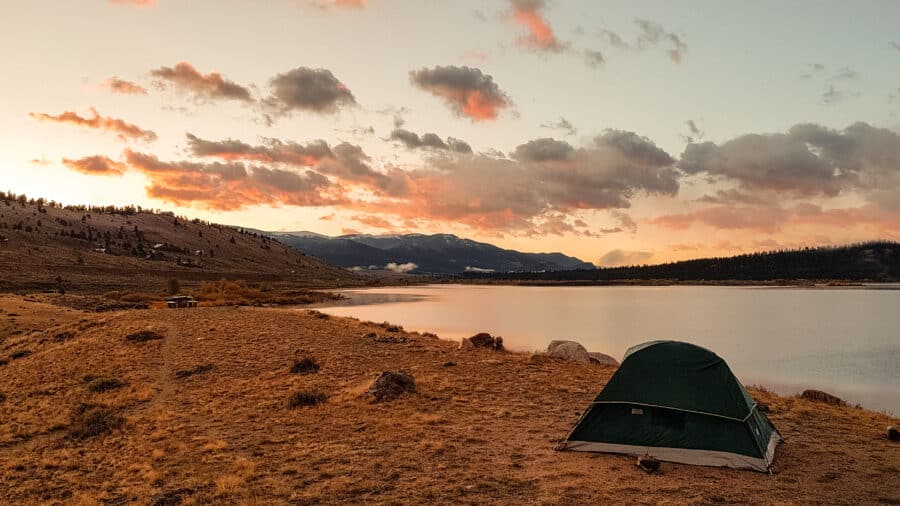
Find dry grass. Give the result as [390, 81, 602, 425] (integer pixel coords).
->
[0, 294, 897, 504]
[194, 279, 340, 307]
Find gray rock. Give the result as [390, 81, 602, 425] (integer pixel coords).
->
[587, 352, 619, 367]
[547, 340, 591, 364]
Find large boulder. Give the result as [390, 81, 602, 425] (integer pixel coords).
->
[587, 352, 619, 367]
[547, 340, 591, 364]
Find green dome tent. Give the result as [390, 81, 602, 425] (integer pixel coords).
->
[558, 341, 781, 472]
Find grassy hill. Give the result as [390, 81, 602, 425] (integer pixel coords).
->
[462, 242, 900, 283]
[0, 193, 359, 294]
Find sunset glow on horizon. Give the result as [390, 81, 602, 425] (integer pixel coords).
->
[3, 0, 900, 266]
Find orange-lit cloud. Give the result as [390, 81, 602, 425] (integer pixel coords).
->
[510, 0, 563, 52]
[305, 0, 366, 8]
[409, 65, 511, 121]
[122, 149, 343, 210]
[62, 155, 126, 175]
[102, 77, 147, 95]
[351, 214, 394, 229]
[151, 62, 252, 102]
[29, 108, 157, 142]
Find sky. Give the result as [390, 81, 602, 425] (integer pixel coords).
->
[3, 0, 900, 266]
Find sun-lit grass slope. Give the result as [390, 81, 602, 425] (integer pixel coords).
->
[0, 193, 360, 293]
[0, 295, 897, 504]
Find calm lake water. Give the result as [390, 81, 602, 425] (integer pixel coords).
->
[314, 284, 900, 414]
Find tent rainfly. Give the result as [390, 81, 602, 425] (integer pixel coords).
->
[558, 340, 781, 472]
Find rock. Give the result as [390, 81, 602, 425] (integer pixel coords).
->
[587, 352, 619, 367]
[442, 361, 456, 367]
[637, 454, 660, 473]
[757, 402, 770, 413]
[889, 426, 900, 442]
[547, 341, 591, 364]
[469, 333, 495, 348]
[801, 389, 846, 406]
[365, 371, 416, 402]
[459, 333, 503, 351]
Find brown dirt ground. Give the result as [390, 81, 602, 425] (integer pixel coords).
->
[0, 295, 898, 505]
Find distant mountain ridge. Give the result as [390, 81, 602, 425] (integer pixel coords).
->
[270, 232, 595, 274]
[460, 241, 900, 282]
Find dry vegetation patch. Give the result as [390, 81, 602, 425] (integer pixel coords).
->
[68, 404, 125, 438]
[125, 330, 165, 342]
[290, 357, 320, 374]
[288, 390, 328, 408]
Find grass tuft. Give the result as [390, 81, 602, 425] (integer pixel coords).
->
[289, 357, 320, 374]
[68, 404, 125, 438]
[87, 378, 125, 393]
[287, 390, 328, 409]
[125, 330, 164, 342]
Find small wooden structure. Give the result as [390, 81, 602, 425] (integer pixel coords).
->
[165, 295, 198, 308]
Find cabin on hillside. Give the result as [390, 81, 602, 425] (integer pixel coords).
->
[165, 295, 198, 308]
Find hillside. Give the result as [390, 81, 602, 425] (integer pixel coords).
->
[462, 242, 900, 283]
[0, 193, 359, 293]
[271, 232, 595, 274]
[0, 295, 896, 504]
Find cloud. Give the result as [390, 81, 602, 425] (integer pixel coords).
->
[101, 77, 147, 95]
[264, 67, 355, 114]
[122, 149, 340, 210]
[509, 0, 564, 52]
[651, 203, 900, 234]
[678, 122, 900, 203]
[389, 128, 473, 154]
[367, 131, 678, 234]
[583, 50, 605, 68]
[599, 19, 687, 63]
[540, 116, 577, 136]
[62, 155, 127, 175]
[185, 133, 403, 195]
[598, 249, 653, 267]
[891, 41, 900, 52]
[409, 65, 511, 121]
[460, 50, 489, 63]
[682, 119, 704, 143]
[821, 85, 845, 104]
[30, 108, 157, 142]
[831, 67, 859, 81]
[351, 214, 394, 229]
[385, 262, 417, 273]
[151, 62, 252, 102]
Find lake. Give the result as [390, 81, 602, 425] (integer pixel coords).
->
[314, 284, 900, 414]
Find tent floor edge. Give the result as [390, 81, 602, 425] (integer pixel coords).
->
[560, 440, 774, 472]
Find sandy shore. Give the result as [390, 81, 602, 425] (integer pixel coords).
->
[0, 294, 897, 505]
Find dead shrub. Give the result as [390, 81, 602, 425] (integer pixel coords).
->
[10, 350, 31, 360]
[288, 391, 328, 408]
[0, 392, 6, 403]
[69, 404, 125, 438]
[800, 389, 846, 406]
[290, 357, 320, 374]
[365, 371, 416, 402]
[125, 330, 164, 343]
[87, 378, 125, 393]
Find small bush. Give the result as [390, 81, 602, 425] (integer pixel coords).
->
[0, 392, 6, 403]
[290, 357, 320, 374]
[288, 391, 328, 409]
[69, 404, 125, 438]
[54, 331, 76, 342]
[9, 350, 31, 360]
[87, 378, 125, 393]
[125, 330, 164, 342]
[365, 371, 416, 402]
[174, 364, 214, 379]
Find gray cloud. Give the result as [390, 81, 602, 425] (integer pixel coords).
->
[540, 116, 577, 136]
[599, 19, 687, 63]
[409, 65, 511, 121]
[513, 137, 574, 161]
[389, 128, 473, 154]
[150, 62, 252, 102]
[678, 122, 900, 205]
[583, 50, 606, 68]
[265, 67, 356, 114]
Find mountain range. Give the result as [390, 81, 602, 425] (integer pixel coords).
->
[269, 232, 595, 274]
